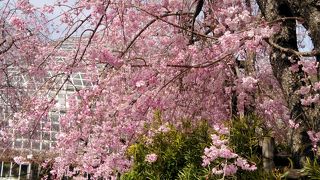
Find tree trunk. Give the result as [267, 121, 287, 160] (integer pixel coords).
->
[257, 0, 320, 166]
[257, 0, 320, 130]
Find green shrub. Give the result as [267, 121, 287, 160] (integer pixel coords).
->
[121, 118, 212, 180]
[122, 114, 271, 179]
[301, 157, 320, 179]
[229, 115, 269, 179]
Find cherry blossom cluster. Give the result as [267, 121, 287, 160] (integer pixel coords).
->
[0, 0, 295, 178]
[307, 131, 320, 152]
[202, 127, 256, 177]
[236, 76, 259, 115]
[290, 58, 320, 106]
[145, 153, 158, 164]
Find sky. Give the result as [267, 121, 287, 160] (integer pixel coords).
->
[297, 23, 314, 53]
[30, 0, 78, 39]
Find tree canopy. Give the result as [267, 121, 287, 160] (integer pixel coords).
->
[1, 0, 320, 178]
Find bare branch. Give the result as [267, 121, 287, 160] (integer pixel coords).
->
[167, 54, 232, 69]
[120, 12, 192, 58]
[265, 38, 320, 57]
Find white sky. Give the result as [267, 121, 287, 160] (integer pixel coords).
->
[30, 0, 77, 39]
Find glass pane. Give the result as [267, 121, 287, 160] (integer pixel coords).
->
[66, 85, 75, 91]
[33, 131, 41, 140]
[52, 124, 60, 132]
[20, 164, 28, 179]
[51, 114, 59, 123]
[31, 163, 39, 179]
[57, 94, 66, 104]
[11, 163, 19, 177]
[73, 79, 83, 86]
[42, 142, 50, 150]
[23, 140, 31, 149]
[32, 141, 40, 150]
[14, 140, 22, 149]
[51, 132, 57, 141]
[2, 162, 10, 177]
[15, 133, 22, 139]
[73, 73, 81, 79]
[43, 132, 50, 141]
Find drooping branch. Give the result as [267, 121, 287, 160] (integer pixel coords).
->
[167, 54, 232, 69]
[265, 38, 320, 57]
[135, 7, 217, 40]
[120, 12, 193, 58]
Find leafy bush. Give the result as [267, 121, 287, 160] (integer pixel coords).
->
[228, 115, 272, 179]
[301, 157, 320, 179]
[121, 117, 212, 180]
[229, 115, 263, 158]
[122, 113, 269, 179]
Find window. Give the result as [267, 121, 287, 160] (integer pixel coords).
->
[11, 163, 19, 178]
[20, 164, 29, 178]
[2, 162, 11, 177]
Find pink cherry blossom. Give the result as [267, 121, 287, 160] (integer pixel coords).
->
[135, 80, 146, 88]
[235, 157, 257, 171]
[9, 16, 25, 29]
[288, 120, 300, 129]
[223, 164, 238, 176]
[13, 156, 26, 165]
[0, 0, 310, 178]
[157, 123, 170, 133]
[212, 167, 224, 175]
[307, 131, 320, 151]
[145, 153, 158, 163]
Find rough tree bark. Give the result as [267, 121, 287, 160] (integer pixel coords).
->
[257, 0, 320, 166]
[257, 0, 320, 129]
